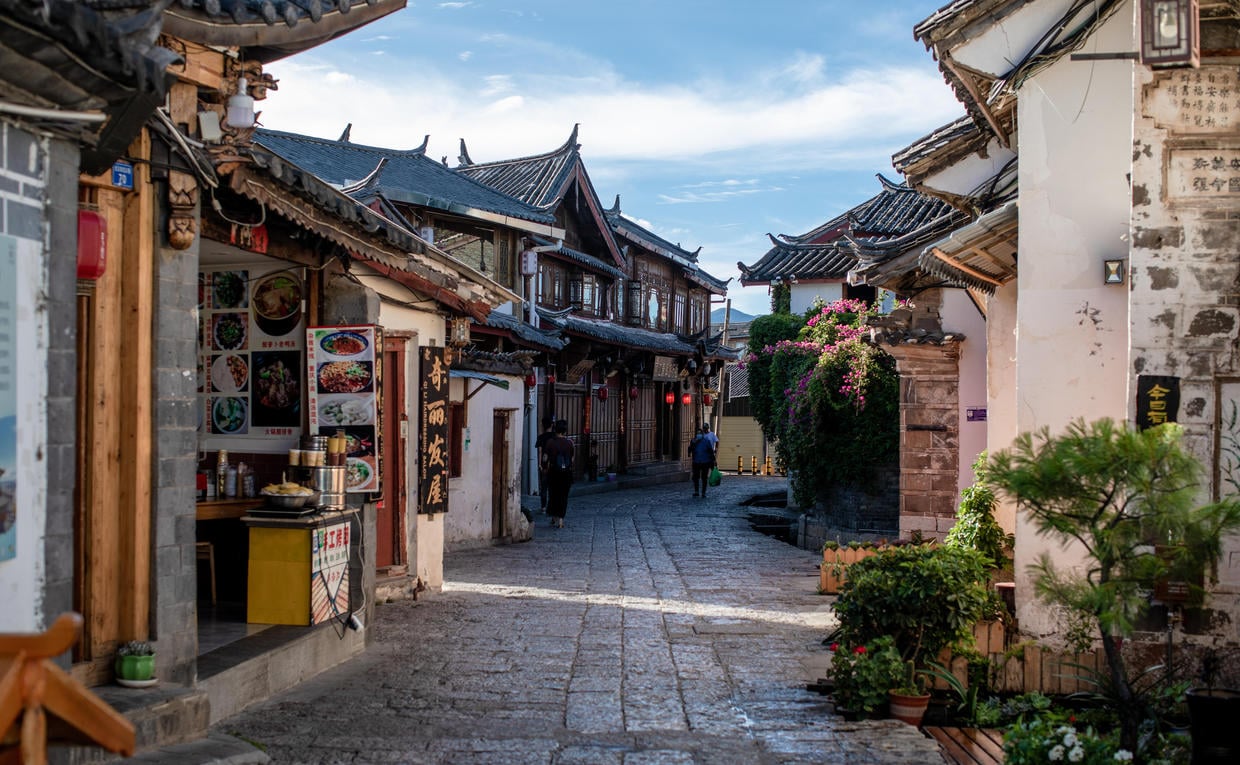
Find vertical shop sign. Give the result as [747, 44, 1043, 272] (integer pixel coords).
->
[308, 325, 381, 493]
[0, 235, 16, 561]
[419, 346, 448, 514]
[1137, 375, 1180, 430]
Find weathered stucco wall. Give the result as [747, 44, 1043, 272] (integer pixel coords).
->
[1012, 7, 1134, 636]
[790, 282, 843, 315]
[1131, 63, 1240, 614]
[987, 282, 1019, 535]
[940, 289, 988, 495]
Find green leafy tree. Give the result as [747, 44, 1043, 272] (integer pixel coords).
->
[743, 299, 898, 505]
[986, 418, 1240, 755]
[945, 452, 1014, 570]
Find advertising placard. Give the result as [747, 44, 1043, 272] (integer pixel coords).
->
[310, 520, 350, 625]
[418, 346, 449, 514]
[0, 235, 16, 561]
[307, 325, 381, 493]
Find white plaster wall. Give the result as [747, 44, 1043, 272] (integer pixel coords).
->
[940, 290, 988, 495]
[444, 377, 529, 550]
[366, 277, 447, 590]
[0, 233, 47, 630]
[1012, 4, 1135, 637]
[921, 139, 1017, 198]
[790, 281, 843, 315]
[986, 282, 1019, 535]
[953, 0, 1089, 78]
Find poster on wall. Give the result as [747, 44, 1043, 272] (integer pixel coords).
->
[310, 520, 350, 624]
[307, 325, 381, 493]
[418, 346, 448, 514]
[198, 267, 305, 449]
[0, 235, 16, 561]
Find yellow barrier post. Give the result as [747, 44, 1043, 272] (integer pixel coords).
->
[737, 456, 743, 474]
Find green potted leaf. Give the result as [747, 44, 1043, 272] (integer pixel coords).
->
[115, 640, 156, 685]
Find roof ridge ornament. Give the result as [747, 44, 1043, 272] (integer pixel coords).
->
[606, 194, 621, 214]
[338, 123, 351, 142]
[340, 157, 387, 194]
[415, 134, 429, 154]
[458, 138, 473, 166]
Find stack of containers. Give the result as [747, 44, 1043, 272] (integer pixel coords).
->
[290, 434, 346, 511]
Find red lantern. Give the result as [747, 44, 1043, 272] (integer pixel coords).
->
[681, 392, 692, 406]
[525, 373, 537, 387]
[629, 386, 639, 399]
[547, 373, 556, 384]
[664, 391, 675, 406]
[596, 386, 608, 401]
[703, 394, 713, 407]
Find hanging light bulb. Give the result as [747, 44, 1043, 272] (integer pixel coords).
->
[226, 76, 256, 129]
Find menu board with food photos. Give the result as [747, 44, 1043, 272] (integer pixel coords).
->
[307, 325, 381, 494]
[198, 267, 305, 450]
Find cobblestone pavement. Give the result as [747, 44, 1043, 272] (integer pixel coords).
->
[219, 477, 945, 764]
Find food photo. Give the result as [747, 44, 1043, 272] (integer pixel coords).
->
[212, 312, 248, 352]
[252, 273, 301, 337]
[317, 360, 373, 394]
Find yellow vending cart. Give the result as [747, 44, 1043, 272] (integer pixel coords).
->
[245, 509, 356, 625]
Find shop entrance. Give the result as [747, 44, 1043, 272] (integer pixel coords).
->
[491, 411, 510, 539]
[377, 337, 408, 572]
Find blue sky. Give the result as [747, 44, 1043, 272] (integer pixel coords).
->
[261, 0, 964, 317]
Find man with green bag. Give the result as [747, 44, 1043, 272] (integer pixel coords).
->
[689, 424, 717, 497]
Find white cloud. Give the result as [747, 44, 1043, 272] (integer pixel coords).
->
[438, 2, 471, 8]
[458, 50, 473, 62]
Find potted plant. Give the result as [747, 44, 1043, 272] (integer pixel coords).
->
[887, 660, 932, 727]
[1186, 648, 1240, 764]
[826, 635, 906, 720]
[115, 640, 155, 685]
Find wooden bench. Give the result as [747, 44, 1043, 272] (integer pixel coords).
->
[0, 613, 135, 765]
[924, 726, 1005, 765]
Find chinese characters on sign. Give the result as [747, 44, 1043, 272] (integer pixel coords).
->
[310, 520, 350, 625]
[1136, 375, 1180, 430]
[0, 235, 16, 561]
[419, 346, 449, 514]
[1167, 148, 1240, 198]
[1149, 68, 1240, 133]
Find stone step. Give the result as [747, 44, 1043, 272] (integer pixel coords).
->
[119, 732, 269, 765]
[65, 683, 210, 763]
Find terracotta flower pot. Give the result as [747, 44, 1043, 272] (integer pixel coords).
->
[888, 690, 931, 726]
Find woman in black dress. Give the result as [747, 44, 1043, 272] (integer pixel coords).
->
[541, 420, 574, 528]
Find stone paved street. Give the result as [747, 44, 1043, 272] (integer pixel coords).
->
[219, 477, 945, 764]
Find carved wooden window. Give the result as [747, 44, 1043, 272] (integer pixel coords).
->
[673, 292, 686, 334]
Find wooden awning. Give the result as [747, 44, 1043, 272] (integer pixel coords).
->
[918, 201, 1017, 296]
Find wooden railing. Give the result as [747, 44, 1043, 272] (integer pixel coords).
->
[0, 613, 135, 765]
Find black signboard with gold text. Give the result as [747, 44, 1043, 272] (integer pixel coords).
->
[419, 346, 449, 514]
[1136, 375, 1180, 430]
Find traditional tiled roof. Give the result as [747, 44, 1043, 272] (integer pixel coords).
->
[891, 116, 982, 178]
[0, 0, 179, 173]
[740, 176, 955, 285]
[529, 234, 626, 281]
[255, 129, 557, 227]
[538, 307, 695, 356]
[917, 200, 1018, 295]
[477, 309, 567, 352]
[234, 145, 518, 319]
[456, 125, 580, 210]
[162, 0, 406, 63]
[913, 0, 990, 43]
[604, 196, 731, 296]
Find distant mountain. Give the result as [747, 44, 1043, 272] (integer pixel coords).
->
[710, 307, 755, 323]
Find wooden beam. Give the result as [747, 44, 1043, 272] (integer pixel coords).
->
[929, 247, 1005, 288]
[942, 55, 1010, 149]
[118, 129, 153, 642]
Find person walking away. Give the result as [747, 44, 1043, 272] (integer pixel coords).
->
[701, 422, 719, 463]
[542, 420, 574, 528]
[689, 425, 714, 497]
[534, 414, 556, 512]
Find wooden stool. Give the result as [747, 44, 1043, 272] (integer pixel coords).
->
[195, 542, 216, 606]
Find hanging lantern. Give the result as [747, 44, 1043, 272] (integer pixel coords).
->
[664, 391, 675, 406]
[524, 373, 537, 387]
[547, 373, 556, 384]
[629, 385, 639, 399]
[703, 394, 713, 407]
[596, 386, 609, 401]
[681, 392, 692, 406]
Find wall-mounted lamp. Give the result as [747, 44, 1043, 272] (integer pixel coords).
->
[225, 76, 256, 129]
[448, 316, 471, 347]
[1104, 259, 1125, 285]
[1140, 0, 1199, 68]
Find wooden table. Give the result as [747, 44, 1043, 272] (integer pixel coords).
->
[195, 499, 262, 521]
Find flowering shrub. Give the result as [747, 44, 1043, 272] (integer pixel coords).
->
[1004, 715, 1131, 765]
[745, 299, 898, 505]
[827, 635, 907, 715]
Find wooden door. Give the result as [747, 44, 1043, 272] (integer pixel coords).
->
[377, 337, 407, 573]
[590, 378, 619, 474]
[73, 134, 154, 685]
[628, 382, 657, 465]
[491, 411, 509, 539]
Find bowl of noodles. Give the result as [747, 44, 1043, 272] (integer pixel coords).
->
[252, 273, 302, 337]
[317, 361, 372, 394]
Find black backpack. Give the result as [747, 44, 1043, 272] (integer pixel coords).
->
[552, 440, 572, 472]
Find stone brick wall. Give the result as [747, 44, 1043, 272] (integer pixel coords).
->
[886, 342, 962, 541]
[151, 191, 201, 684]
[798, 466, 900, 550]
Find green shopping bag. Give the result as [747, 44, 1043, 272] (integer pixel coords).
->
[707, 467, 722, 487]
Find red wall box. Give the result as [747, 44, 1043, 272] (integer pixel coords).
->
[77, 209, 107, 280]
